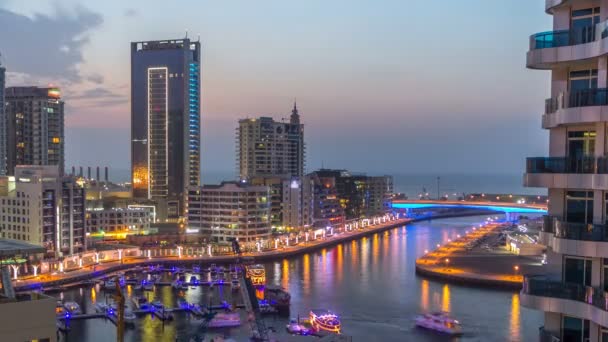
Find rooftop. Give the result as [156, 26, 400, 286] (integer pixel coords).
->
[0, 239, 45, 257]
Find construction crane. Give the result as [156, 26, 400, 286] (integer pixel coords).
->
[113, 276, 125, 342]
[228, 238, 269, 341]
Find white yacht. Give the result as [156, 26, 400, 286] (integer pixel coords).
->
[414, 312, 462, 335]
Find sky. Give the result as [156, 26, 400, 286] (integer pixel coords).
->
[0, 0, 552, 178]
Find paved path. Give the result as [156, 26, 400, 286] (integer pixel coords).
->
[14, 218, 412, 290]
[415, 222, 544, 289]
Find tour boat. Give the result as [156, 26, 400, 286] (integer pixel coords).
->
[286, 319, 311, 335]
[207, 312, 242, 328]
[414, 312, 462, 335]
[309, 310, 341, 334]
[246, 264, 266, 286]
[63, 301, 82, 315]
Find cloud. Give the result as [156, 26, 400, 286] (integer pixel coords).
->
[71, 87, 124, 99]
[0, 7, 102, 82]
[86, 73, 104, 84]
[124, 8, 137, 17]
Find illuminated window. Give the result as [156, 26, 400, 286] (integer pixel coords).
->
[52, 137, 61, 144]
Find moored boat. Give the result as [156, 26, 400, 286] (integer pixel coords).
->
[414, 312, 462, 335]
[286, 318, 311, 335]
[63, 301, 82, 315]
[207, 312, 241, 328]
[246, 264, 266, 286]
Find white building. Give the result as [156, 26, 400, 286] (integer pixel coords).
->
[86, 207, 153, 234]
[522, 2, 608, 341]
[237, 103, 305, 180]
[0, 165, 85, 257]
[187, 182, 271, 243]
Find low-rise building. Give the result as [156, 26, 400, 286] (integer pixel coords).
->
[0, 165, 85, 257]
[0, 239, 56, 342]
[86, 207, 153, 234]
[187, 182, 271, 243]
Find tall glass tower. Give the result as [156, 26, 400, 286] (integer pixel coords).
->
[131, 38, 201, 218]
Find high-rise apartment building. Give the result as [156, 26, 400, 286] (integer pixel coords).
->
[0, 63, 5, 176]
[4, 87, 64, 175]
[522, 2, 608, 341]
[131, 38, 201, 218]
[186, 182, 271, 243]
[237, 103, 305, 180]
[0, 165, 85, 257]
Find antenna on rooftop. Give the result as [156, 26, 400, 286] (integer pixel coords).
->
[185, 30, 188, 39]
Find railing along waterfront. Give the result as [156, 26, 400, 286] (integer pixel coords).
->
[545, 88, 608, 114]
[523, 275, 608, 313]
[525, 156, 608, 174]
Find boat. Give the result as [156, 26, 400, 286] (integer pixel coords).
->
[95, 302, 109, 313]
[414, 312, 462, 335]
[63, 301, 82, 315]
[56, 304, 67, 317]
[231, 279, 240, 291]
[132, 296, 152, 311]
[286, 318, 311, 335]
[309, 310, 341, 334]
[171, 280, 182, 289]
[210, 264, 217, 274]
[104, 280, 116, 290]
[264, 286, 291, 311]
[190, 275, 199, 284]
[258, 300, 278, 314]
[109, 303, 137, 323]
[246, 264, 266, 286]
[207, 312, 242, 328]
[151, 300, 164, 310]
[142, 280, 154, 291]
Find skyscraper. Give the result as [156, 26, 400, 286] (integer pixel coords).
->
[237, 103, 305, 180]
[0, 62, 5, 176]
[131, 38, 201, 218]
[4, 86, 64, 175]
[522, 3, 608, 341]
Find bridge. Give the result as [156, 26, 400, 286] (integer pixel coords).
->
[391, 200, 547, 220]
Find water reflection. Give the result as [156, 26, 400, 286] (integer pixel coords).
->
[282, 259, 289, 290]
[420, 280, 429, 311]
[91, 287, 97, 304]
[302, 254, 311, 295]
[336, 244, 343, 284]
[442, 284, 451, 312]
[510, 293, 520, 340]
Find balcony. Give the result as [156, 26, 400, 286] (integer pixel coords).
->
[541, 217, 608, 258]
[524, 157, 608, 190]
[521, 275, 608, 327]
[527, 21, 608, 69]
[543, 88, 608, 128]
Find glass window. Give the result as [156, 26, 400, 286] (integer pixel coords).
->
[571, 7, 600, 44]
[562, 315, 590, 342]
[564, 256, 592, 286]
[566, 191, 594, 224]
[569, 69, 598, 92]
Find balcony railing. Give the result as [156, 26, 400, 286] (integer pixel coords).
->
[525, 156, 607, 174]
[523, 275, 608, 312]
[554, 220, 608, 242]
[542, 216, 608, 242]
[530, 26, 596, 50]
[545, 88, 608, 114]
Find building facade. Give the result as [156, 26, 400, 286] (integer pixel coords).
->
[4, 87, 64, 176]
[367, 175, 394, 216]
[0, 165, 85, 257]
[131, 38, 201, 218]
[0, 63, 5, 176]
[237, 103, 305, 180]
[187, 182, 271, 243]
[522, 2, 608, 341]
[86, 207, 153, 234]
[302, 173, 345, 228]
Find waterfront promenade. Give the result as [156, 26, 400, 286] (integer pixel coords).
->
[14, 217, 413, 290]
[415, 220, 543, 289]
